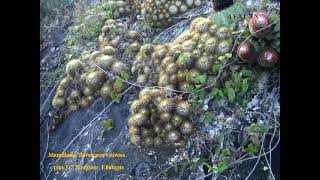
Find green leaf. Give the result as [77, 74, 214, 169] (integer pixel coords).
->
[242, 98, 249, 107]
[241, 29, 252, 40]
[233, 73, 241, 84]
[257, 123, 269, 133]
[110, 91, 122, 103]
[120, 71, 129, 80]
[203, 162, 212, 171]
[178, 53, 187, 64]
[163, 169, 168, 177]
[223, 88, 229, 96]
[212, 64, 221, 74]
[244, 143, 260, 154]
[218, 55, 225, 61]
[214, 146, 221, 155]
[200, 112, 214, 124]
[240, 69, 252, 77]
[191, 162, 197, 171]
[186, 73, 192, 82]
[114, 79, 124, 89]
[196, 75, 207, 84]
[211, 164, 218, 172]
[195, 85, 202, 88]
[242, 78, 249, 93]
[220, 148, 231, 157]
[251, 134, 261, 145]
[217, 134, 224, 144]
[209, 87, 219, 97]
[227, 88, 235, 102]
[224, 80, 232, 88]
[249, 123, 269, 134]
[225, 53, 232, 59]
[102, 118, 113, 131]
[218, 90, 224, 98]
[273, 21, 280, 32]
[217, 160, 229, 173]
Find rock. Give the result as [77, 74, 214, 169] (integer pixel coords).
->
[132, 162, 151, 177]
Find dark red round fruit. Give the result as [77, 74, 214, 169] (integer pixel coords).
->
[249, 12, 272, 38]
[237, 42, 257, 63]
[257, 48, 278, 67]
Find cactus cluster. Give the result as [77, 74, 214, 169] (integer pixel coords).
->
[139, 0, 207, 27]
[133, 0, 144, 14]
[156, 17, 233, 90]
[98, 19, 126, 49]
[50, 50, 130, 130]
[132, 17, 233, 92]
[100, 0, 131, 18]
[128, 88, 194, 147]
[50, 19, 144, 130]
[131, 43, 160, 85]
[75, 0, 131, 40]
[99, 19, 144, 60]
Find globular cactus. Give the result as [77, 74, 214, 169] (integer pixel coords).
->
[128, 88, 194, 147]
[135, 17, 234, 90]
[51, 40, 131, 130]
[139, 0, 207, 28]
[66, 60, 83, 78]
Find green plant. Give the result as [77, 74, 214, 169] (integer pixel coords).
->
[177, 53, 188, 65]
[110, 91, 122, 103]
[218, 52, 233, 62]
[114, 79, 124, 89]
[204, 135, 231, 174]
[243, 122, 268, 154]
[109, 26, 120, 37]
[102, 3, 118, 19]
[210, 2, 249, 30]
[102, 118, 113, 130]
[80, 16, 105, 40]
[65, 0, 122, 46]
[66, 26, 82, 46]
[40, 0, 66, 21]
[120, 71, 129, 80]
[200, 112, 215, 124]
[257, 0, 277, 11]
[212, 64, 221, 74]
[209, 87, 225, 100]
[185, 72, 210, 108]
[269, 10, 280, 54]
[217, 67, 254, 106]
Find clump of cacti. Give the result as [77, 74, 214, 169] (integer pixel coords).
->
[71, 0, 132, 41]
[132, 17, 233, 92]
[128, 88, 194, 147]
[99, 19, 144, 59]
[50, 18, 145, 131]
[100, 0, 131, 18]
[131, 43, 160, 85]
[97, 20, 146, 65]
[138, 0, 208, 28]
[50, 49, 130, 130]
[98, 19, 126, 49]
[133, 17, 230, 88]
